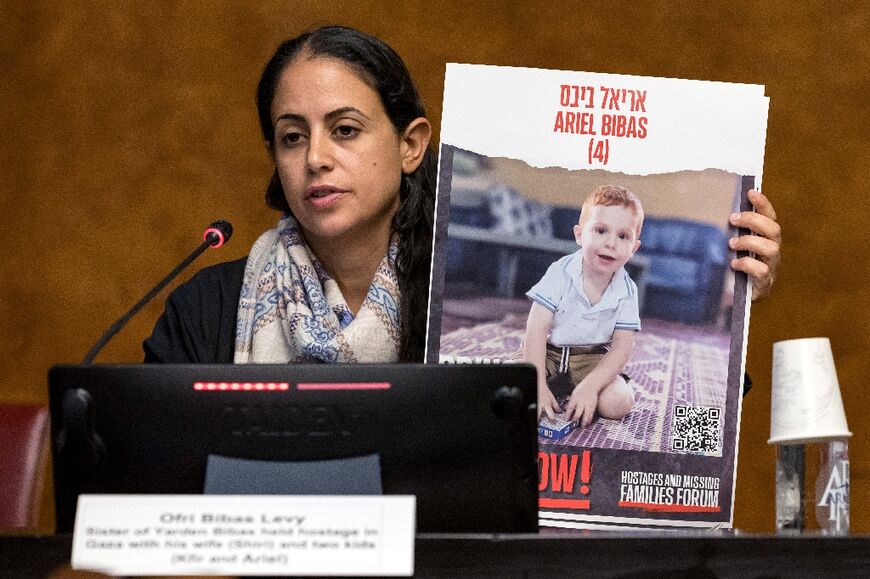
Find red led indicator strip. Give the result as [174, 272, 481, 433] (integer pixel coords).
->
[297, 382, 391, 390]
[193, 382, 290, 391]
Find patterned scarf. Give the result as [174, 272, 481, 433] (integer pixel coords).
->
[234, 215, 401, 363]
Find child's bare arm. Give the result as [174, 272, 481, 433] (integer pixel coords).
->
[522, 302, 560, 419]
[565, 329, 636, 426]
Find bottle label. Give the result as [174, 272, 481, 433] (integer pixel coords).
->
[817, 458, 849, 533]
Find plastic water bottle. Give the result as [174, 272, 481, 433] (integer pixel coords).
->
[775, 440, 849, 535]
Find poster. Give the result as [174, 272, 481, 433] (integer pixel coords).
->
[426, 64, 769, 530]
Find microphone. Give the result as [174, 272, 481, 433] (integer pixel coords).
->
[203, 220, 232, 248]
[81, 220, 233, 364]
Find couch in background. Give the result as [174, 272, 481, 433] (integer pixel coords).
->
[636, 217, 729, 325]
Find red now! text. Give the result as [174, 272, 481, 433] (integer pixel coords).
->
[538, 450, 592, 510]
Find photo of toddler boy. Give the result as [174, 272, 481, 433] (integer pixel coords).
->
[523, 185, 644, 427]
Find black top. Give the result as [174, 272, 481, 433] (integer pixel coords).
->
[143, 258, 247, 363]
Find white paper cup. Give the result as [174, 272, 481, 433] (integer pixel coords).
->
[768, 337, 851, 445]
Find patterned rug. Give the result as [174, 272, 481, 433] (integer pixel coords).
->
[439, 303, 730, 454]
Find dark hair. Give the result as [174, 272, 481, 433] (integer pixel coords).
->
[256, 26, 436, 362]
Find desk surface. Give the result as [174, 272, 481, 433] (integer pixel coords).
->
[3, 532, 869, 578]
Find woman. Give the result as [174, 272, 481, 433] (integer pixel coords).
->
[144, 26, 434, 363]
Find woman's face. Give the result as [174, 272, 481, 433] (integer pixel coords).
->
[270, 56, 404, 249]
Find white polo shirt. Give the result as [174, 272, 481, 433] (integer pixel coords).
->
[526, 249, 641, 347]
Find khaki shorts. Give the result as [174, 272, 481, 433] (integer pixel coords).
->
[544, 343, 631, 398]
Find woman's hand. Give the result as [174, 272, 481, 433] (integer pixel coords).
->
[729, 189, 781, 301]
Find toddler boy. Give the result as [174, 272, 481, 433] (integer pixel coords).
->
[523, 185, 643, 426]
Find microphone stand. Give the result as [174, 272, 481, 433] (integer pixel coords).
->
[82, 225, 230, 364]
[59, 223, 231, 498]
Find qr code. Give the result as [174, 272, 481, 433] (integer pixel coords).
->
[671, 405, 722, 456]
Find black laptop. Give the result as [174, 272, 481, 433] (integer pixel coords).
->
[48, 363, 538, 534]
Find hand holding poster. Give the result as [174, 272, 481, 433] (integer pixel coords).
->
[426, 64, 769, 530]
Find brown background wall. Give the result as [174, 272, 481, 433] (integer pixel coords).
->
[2, 1, 868, 533]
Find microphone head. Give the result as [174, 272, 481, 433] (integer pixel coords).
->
[203, 220, 233, 248]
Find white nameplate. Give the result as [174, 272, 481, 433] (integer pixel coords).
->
[72, 495, 415, 576]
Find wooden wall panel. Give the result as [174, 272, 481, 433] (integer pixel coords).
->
[2, 1, 867, 533]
